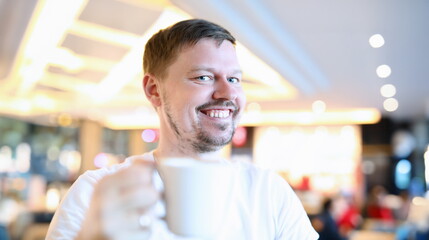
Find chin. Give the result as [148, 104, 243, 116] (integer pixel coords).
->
[193, 131, 234, 153]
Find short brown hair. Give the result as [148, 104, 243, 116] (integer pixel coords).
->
[143, 19, 236, 78]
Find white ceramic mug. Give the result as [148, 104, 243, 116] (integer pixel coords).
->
[157, 158, 235, 239]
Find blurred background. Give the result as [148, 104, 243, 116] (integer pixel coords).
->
[0, 0, 428, 239]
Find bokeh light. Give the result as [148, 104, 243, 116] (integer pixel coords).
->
[232, 126, 247, 147]
[369, 34, 385, 48]
[376, 64, 392, 78]
[141, 129, 157, 143]
[380, 84, 396, 98]
[383, 98, 399, 112]
[312, 100, 326, 114]
[94, 153, 109, 168]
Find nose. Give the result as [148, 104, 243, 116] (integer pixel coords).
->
[212, 78, 238, 101]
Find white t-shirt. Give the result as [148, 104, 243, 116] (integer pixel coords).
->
[46, 152, 318, 240]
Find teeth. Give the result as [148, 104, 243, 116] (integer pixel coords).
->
[206, 110, 230, 118]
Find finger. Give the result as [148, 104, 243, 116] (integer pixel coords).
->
[104, 213, 152, 240]
[102, 209, 141, 230]
[128, 154, 156, 167]
[102, 206, 154, 233]
[97, 164, 155, 197]
[102, 185, 160, 213]
[117, 164, 155, 185]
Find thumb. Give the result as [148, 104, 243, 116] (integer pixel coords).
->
[127, 154, 156, 168]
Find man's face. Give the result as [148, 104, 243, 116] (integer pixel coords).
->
[158, 38, 245, 153]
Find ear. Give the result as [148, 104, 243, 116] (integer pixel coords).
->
[142, 73, 161, 107]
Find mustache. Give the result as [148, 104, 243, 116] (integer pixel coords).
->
[196, 100, 238, 112]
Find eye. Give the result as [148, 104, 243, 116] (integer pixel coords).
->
[195, 75, 212, 81]
[227, 77, 240, 84]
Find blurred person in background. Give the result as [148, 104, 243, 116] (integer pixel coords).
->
[396, 195, 429, 240]
[45, 19, 318, 240]
[312, 198, 345, 240]
[396, 190, 412, 222]
[364, 185, 394, 222]
[335, 194, 362, 238]
[0, 190, 23, 240]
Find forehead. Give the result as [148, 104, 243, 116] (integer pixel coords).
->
[174, 38, 241, 71]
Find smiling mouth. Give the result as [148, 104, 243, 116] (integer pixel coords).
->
[196, 100, 237, 119]
[200, 109, 232, 118]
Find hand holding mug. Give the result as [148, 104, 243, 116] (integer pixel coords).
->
[76, 156, 160, 240]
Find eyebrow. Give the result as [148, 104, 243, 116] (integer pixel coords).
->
[187, 66, 243, 75]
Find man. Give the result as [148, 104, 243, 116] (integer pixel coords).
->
[46, 19, 318, 240]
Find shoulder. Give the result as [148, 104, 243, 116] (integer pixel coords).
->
[230, 160, 297, 209]
[231, 160, 291, 192]
[230, 161, 319, 239]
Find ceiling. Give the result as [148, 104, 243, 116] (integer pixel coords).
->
[0, 0, 428, 129]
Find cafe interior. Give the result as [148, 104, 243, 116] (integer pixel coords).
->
[0, 0, 429, 239]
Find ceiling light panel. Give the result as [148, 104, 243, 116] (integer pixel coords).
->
[61, 34, 129, 61]
[79, 0, 162, 35]
[47, 66, 106, 83]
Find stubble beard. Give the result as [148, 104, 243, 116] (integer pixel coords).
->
[163, 99, 237, 154]
[192, 120, 236, 153]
